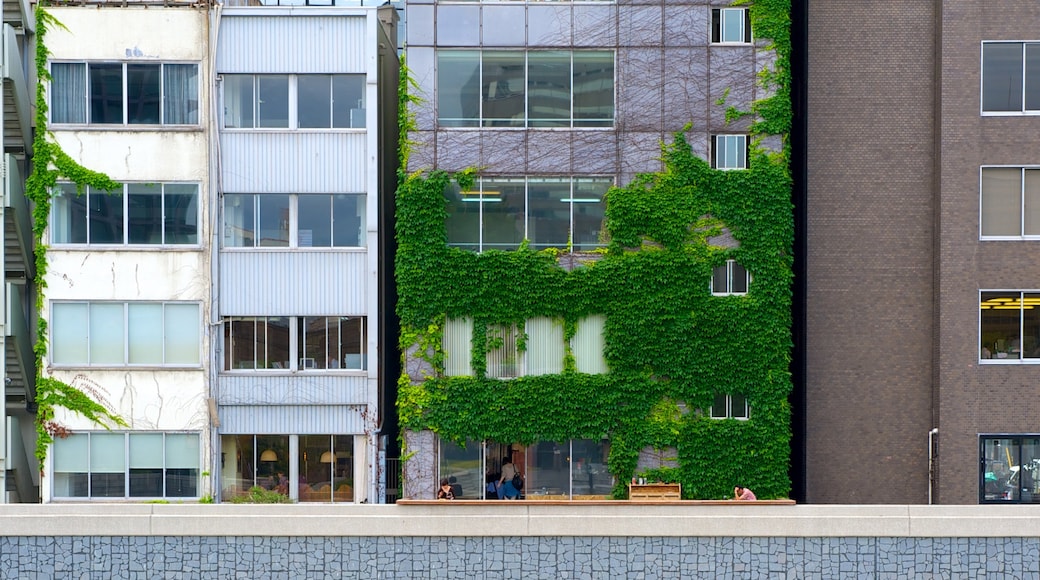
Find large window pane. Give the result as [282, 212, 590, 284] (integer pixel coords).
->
[482, 51, 525, 127]
[226, 318, 257, 370]
[572, 179, 609, 250]
[332, 194, 364, 247]
[52, 303, 88, 364]
[129, 433, 164, 497]
[528, 178, 569, 250]
[438, 51, 481, 127]
[89, 303, 125, 364]
[165, 303, 200, 364]
[52, 183, 87, 244]
[90, 63, 124, 124]
[298, 75, 332, 128]
[1025, 170, 1040, 236]
[525, 441, 568, 498]
[983, 43, 1024, 112]
[1027, 44, 1040, 111]
[224, 194, 256, 247]
[165, 433, 199, 497]
[265, 317, 291, 370]
[300, 316, 330, 369]
[298, 195, 332, 247]
[165, 184, 199, 244]
[89, 187, 124, 244]
[126, 64, 161, 124]
[53, 434, 89, 498]
[528, 51, 570, 127]
[340, 317, 366, 370]
[333, 75, 365, 128]
[90, 432, 126, 498]
[51, 63, 87, 124]
[164, 64, 199, 124]
[981, 168, 1022, 236]
[439, 439, 481, 500]
[127, 183, 162, 244]
[257, 75, 289, 128]
[482, 179, 525, 251]
[981, 291, 1022, 360]
[445, 183, 481, 250]
[258, 195, 290, 247]
[223, 75, 255, 128]
[526, 317, 563, 376]
[573, 315, 606, 374]
[128, 303, 163, 364]
[572, 51, 614, 126]
[571, 439, 611, 498]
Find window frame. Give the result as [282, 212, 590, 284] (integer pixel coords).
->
[711, 135, 749, 170]
[444, 176, 612, 252]
[979, 290, 1040, 363]
[436, 49, 615, 129]
[711, 259, 750, 296]
[709, 393, 749, 420]
[50, 182, 201, 247]
[979, 435, 1040, 504]
[50, 301, 202, 367]
[222, 193, 367, 249]
[979, 166, 1040, 239]
[711, 8, 753, 45]
[49, 61, 200, 126]
[223, 315, 367, 372]
[52, 431, 201, 500]
[221, 73, 367, 130]
[981, 41, 1040, 115]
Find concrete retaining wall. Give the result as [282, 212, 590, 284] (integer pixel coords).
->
[2, 504, 1040, 577]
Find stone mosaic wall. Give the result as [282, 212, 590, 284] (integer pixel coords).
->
[0, 535, 1034, 578]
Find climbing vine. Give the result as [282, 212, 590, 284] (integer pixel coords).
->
[27, 6, 126, 469]
[396, 1, 792, 499]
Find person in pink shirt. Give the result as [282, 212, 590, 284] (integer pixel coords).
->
[734, 485, 757, 501]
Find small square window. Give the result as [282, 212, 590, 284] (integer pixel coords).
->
[712, 135, 748, 170]
[712, 260, 750, 296]
[712, 8, 752, 44]
[710, 393, 749, 420]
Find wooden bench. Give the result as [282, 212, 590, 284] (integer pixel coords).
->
[628, 482, 681, 501]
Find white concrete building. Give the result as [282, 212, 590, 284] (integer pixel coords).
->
[41, 4, 214, 502]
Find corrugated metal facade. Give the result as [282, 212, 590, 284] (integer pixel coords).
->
[220, 132, 367, 193]
[216, 15, 368, 74]
[218, 251, 369, 314]
[219, 404, 368, 434]
[218, 374, 369, 406]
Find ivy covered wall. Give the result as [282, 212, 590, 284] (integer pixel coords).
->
[396, 0, 792, 500]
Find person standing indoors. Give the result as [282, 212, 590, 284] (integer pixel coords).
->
[498, 457, 521, 500]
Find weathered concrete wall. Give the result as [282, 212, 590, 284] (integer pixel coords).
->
[3, 504, 1040, 577]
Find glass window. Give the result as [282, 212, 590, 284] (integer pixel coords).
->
[223, 75, 255, 128]
[444, 317, 474, 377]
[53, 183, 199, 246]
[981, 168, 1040, 237]
[710, 393, 749, 419]
[980, 291, 1040, 361]
[487, 323, 522, 379]
[225, 316, 363, 371]
[54, 432, 200, 500]
[224, 193, 363, 248]
[51, 62, 199, 125]
[298, 75, 333, 129]
[981, 436, 1040, 503]
[483, 51, 526, 127]
[983, 42, 1040, 113]
[437, 50, 481, 127]
[525, 317, 564, 376]
[713, 135, 748, 170]
[572, 315, 606, 374]
[439, 439, 482, 499]
[333, 75, 366, 129]
[712, 8, 752, 44]
[299, 435, 353, 503]
[438, 50, 614, 128]
[712, 259, 750, 295]
[258, 75, 290, 128]
[51, 301, 201, 366]
[446, 176, 610, 252]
